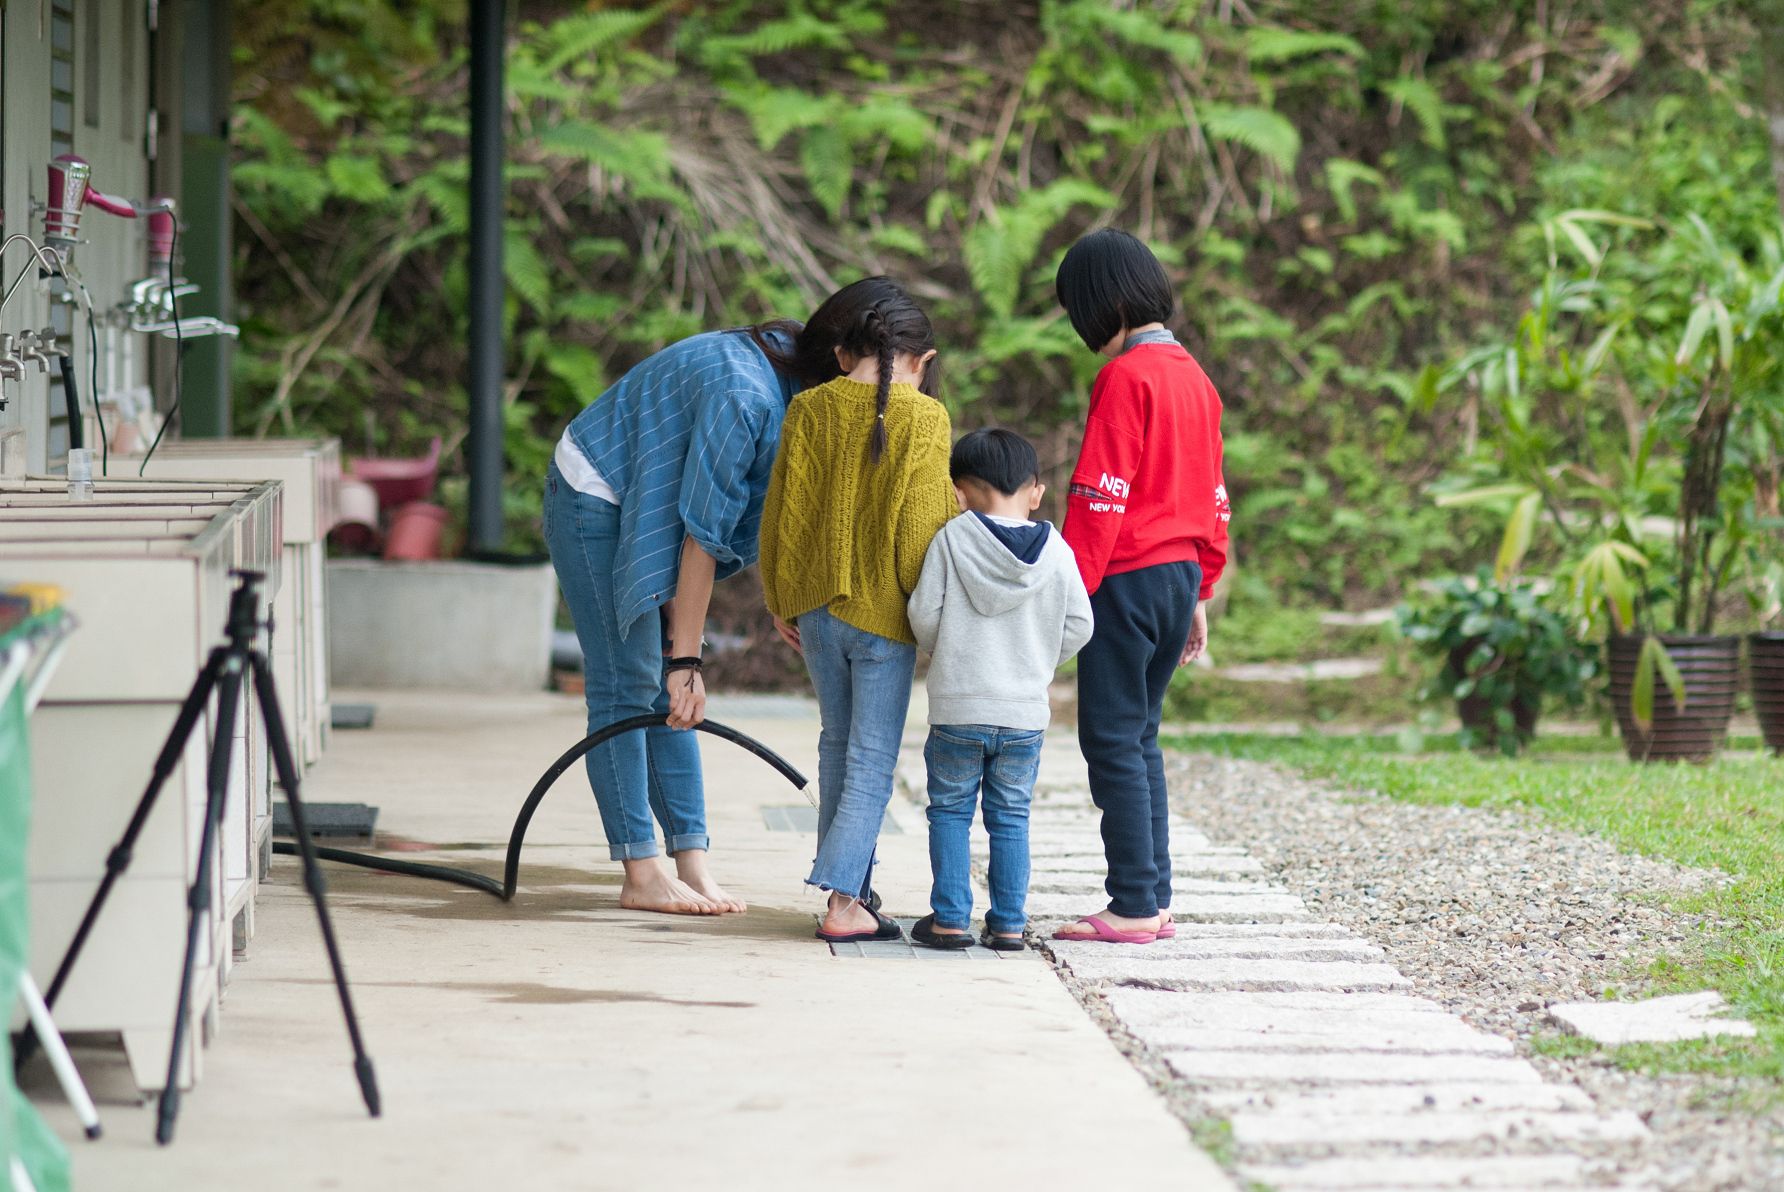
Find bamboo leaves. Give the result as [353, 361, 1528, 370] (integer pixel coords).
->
[1629, 634, 1687, 730]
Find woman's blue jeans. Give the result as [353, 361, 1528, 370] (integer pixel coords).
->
[924, 725, 1044, 934]
[797, 606, 914, 900]
[545, 463, 709, 860]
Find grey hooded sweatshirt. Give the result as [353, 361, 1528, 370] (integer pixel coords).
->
[908, 512, 1094, 730]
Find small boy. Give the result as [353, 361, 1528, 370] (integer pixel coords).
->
[907, 429, 1094, 950]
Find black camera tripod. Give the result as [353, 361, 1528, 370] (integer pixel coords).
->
[20, 570, 379, 1143]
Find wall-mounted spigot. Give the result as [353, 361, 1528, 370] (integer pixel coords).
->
[0, 335, 24, 390]
[15, 329, 55, 371]
[131, 315, 240, 340]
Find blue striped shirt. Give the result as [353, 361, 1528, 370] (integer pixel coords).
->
[564, 329, 796, 638]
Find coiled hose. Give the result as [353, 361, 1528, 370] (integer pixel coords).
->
[271, 714, 809, 901]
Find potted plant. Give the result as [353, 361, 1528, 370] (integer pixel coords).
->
[1399, 571, 1593, 756]
[1428, 210, 1782, 761]
[1747, 529, 1784, 755]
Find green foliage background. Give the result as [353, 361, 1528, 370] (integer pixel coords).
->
[228, 0, 1777, 609]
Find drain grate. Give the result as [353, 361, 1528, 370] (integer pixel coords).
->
[761, 805, 902, 835]
[331, 703, 376, 730]
[827, 920, 1018, 959]
[273, 802, 379, 838]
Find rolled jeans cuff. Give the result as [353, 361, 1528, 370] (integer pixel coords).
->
[665, 833, 710, 854]
[804, 876, 863, 901]
[608, 839, 660, 862]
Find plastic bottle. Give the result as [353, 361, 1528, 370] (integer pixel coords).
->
[67, 447, 93, 501]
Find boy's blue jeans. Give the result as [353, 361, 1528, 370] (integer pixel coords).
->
[924, 724, 1045, 934]
[798, 606, 915, 899]
[545, 463, 708, 860]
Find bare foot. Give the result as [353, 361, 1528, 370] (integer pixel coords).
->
[819, 894, 876, 937]
[673, 850, 747, 913]
[1158, 911, 1174, 933]
[618, 861, 721, 916]
[1052, 906, 1160, 939]
[930, 923, 968, 936]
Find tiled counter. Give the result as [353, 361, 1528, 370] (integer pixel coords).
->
[0, 478, 282, 1092]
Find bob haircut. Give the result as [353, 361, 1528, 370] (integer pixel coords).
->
[950, 428, 1040, 497]
[1054, 229, 1175, 352]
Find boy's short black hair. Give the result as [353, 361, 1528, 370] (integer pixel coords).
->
[1055, 228, 1175, 351]
[950, 428, 1040, 497]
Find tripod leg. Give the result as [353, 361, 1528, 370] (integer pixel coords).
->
[251, 651, 380, 1118]
[156, 655, 244, 1146]
[14, 650, 222, 1074]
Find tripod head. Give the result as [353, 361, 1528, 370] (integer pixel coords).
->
[224, 570, 268, 650]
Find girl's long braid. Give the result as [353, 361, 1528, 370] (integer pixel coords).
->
[870, 319, 894, 463]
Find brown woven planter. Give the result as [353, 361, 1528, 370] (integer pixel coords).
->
[1752, 633, 1784, 755]
[1607, 634, 1740, 763]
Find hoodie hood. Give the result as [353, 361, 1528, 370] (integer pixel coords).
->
[947, 513, 1056, 618]
[972, 511, 1048, 564]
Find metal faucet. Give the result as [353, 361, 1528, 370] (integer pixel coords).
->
[15, 330, 54, 371]
[0, 335, 23, 387]
[132, 315, 240, 339]
[128, 275, 167, 314]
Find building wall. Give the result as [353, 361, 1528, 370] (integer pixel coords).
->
[2, 0, 156, 475]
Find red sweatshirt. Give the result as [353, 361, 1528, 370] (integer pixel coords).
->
[1062, 342, 1230, 600]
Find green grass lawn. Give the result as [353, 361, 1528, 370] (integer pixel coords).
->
[1166, 730, 1784, 1087]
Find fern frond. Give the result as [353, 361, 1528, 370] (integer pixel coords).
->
[1383, 76, 1446, 149]
[800, 126, 854, 219]
[1079, 4, 1202, 63]
[1324, 158, 1384, 223]
[1202, 105, 1302, 172]
[964, 180, 1115, 317]
[1243, 26, 1365, 63]
[536, 122, 670, 187]
[539, 8, 664, 73]
[503, 231, 553, 314]
[838, 97, 933, 153]
[739, 87, 836, 151]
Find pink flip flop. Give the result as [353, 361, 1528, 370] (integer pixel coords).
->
[1052, 915, 1158, 945]
[1157, 917, 1176, 940]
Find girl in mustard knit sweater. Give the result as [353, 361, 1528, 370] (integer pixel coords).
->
[759, 277, 955, 943]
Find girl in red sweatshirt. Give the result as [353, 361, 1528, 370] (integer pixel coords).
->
[1051, 229, 1231, 946]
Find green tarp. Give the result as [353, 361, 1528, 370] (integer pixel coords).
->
[2, 614, 72, 1192]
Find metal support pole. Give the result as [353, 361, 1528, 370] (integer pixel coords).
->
[466, 0, 507, 554]
[176, 0, 234, 437]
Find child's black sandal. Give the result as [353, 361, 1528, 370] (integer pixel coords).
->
[911, 913, 974, 951]
[979, 928, 1026, 952]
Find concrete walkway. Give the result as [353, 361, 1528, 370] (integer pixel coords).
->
[31, 689, 1231, 1191]
[983, 738, 1654, 1191]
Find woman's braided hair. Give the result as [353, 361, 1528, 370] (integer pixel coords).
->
[748, 276, 936, 462]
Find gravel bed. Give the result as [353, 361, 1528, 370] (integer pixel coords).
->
[1168, 751, 1784, 1192]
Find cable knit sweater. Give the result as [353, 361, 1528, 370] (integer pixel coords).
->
[759, 376, 955, 644]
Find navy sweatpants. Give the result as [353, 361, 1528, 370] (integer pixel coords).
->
[1076, 560, 1201, 919]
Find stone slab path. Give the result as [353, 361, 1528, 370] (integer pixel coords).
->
[897, 736, 1655, 1191]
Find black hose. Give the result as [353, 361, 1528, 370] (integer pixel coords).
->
[276, 715, 808, 902]
[58, 356, 84, 451]
[271, 841, 506, 897]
